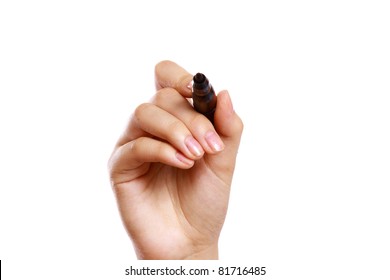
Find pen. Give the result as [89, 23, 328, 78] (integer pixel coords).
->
[192, 73, 217, 124]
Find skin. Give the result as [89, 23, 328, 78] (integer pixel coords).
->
[108, 60, 244, 260]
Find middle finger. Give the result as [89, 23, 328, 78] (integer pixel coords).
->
[151, 87, 225, 154]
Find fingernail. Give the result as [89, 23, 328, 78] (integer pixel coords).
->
[185, 136, 203, 157]
[176, 152, 194, 166]
[205, 131, 224, 152]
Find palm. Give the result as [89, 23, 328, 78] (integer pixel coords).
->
[116, 157, 230, 259]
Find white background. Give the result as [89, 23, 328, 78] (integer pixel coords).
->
[1, 0, 389, 279]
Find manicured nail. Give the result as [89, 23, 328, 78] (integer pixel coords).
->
[205, 131, 224, 152]
[185, 136, 203, 157]
[176, 152, 194, 166]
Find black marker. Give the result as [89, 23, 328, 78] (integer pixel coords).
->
[192, 73, 217, 124]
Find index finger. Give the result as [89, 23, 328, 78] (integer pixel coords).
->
[154, 60, 193, 98]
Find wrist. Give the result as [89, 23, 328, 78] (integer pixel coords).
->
[183, 244, 219, 260]
[136, 244, 219, 260]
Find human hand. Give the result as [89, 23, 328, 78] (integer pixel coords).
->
[108, 60, 243, 260]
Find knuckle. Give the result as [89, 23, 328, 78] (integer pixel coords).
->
[157, 141, 168, 158]
[155, 60, 172, 74]
[129, 138, 143, 156]
[227, 114, 244, 137]
[107, 152, 116, 175]
[235, 115, 244, 134]
[134, 103, 152, 121]
[189, 113, 210, 130]
[167, 119, 186, 136]
[153, 87, 177, 105]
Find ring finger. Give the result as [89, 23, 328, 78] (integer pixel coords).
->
[134, 102, 204, 160]
[151, 88, 225, 154]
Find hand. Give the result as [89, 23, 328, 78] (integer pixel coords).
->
[108, 60, 243, 260]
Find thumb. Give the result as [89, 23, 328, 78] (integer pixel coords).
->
[204, 90, 244, 183]
[214, 90, 244, 140]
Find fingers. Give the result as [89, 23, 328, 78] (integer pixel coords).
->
[114, 85, 225, 168]
[109, 137, 195, 182]
[111, 61, 243, 184]
[151, 87, 225, 155]
[116, 88, 239, 169]
[134, 102, 204, 159]
[154, 60, 243, 141]
[155, 60, 193, 98]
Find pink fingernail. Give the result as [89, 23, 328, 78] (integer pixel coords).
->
[176, 152, 194, 166]
[185, 136, 203, 157]
[205, 131, 224, 152]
